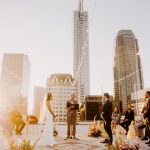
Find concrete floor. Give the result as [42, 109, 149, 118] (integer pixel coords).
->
[0, 124, 150, 150]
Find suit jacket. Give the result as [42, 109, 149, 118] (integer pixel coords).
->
[124, 110, 134, 124]
[102, 100, 112, 122]
[66, 100, 78, 123]
[143, 99, 150, 123]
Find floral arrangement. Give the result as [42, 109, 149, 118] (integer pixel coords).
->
[9, 139, 35, 150]
[96, 119, 140, 150]
[88, 116, 101, 137]
[115, 121, 140, 150]
[97, 123, 115, 150]
[120, 141, 140, 150]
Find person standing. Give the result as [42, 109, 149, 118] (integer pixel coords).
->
[38, 92, 57, 146]
[65, 94, 79, 140]
[120, 104, 134, 133]
[101, 93, 113, 144]
[141, 91, 150, 146]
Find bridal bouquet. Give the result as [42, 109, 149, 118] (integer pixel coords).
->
[53, 123, 58, 136]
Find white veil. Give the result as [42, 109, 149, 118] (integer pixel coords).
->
[39, 94, 47, 124]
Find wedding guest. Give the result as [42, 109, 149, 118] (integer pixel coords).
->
[140, 91, 150, 146]
[65, 94, 79, 140]
[0, 109, 15, 148]
[9, 107, 26, 135]
[100, 93, 113, 145]
[138, 100, 149, 140]
[111, 107, 120, 132]
[120, 104, 134, 133]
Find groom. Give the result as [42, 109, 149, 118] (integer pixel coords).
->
[65, 94, 79, 140]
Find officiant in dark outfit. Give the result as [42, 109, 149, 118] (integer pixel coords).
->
[65, 94, 79, 140]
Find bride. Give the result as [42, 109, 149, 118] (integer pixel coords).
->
[37, 92, 57, 146]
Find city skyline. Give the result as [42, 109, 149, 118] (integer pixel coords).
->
[0, 0, 150, 113]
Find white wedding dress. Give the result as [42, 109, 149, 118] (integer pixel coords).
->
[38, 96, 56, 146]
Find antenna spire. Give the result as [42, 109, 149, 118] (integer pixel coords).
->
[78, 0, 83, 12]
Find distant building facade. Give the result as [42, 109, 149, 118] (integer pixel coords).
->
[0, 53, 30, 115]
[33, 86, 46, 118]
[46, 74, 77, 121]
[114, 30, 144, 113]
[85, 95, 103, 120]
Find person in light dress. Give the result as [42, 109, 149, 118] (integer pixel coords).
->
[37, 93, 57, 147]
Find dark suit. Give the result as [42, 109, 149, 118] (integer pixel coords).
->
[102, 99, 113, 144]
[120, 109, 134, 132]
[144, 99, 150, 123]
[66, 100, 78, 137]
[143, 99, 150, 138]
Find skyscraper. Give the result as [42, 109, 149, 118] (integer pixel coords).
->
[73, 0, 90, 103]
[0, 53, 30, 114]
[114, 30, 144, 113]
[47, 74, 77, 121]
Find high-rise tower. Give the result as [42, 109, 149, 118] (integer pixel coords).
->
[0, 53, 30, 114]
[114, 30, 144, 113]
[73, 0, 90, 103]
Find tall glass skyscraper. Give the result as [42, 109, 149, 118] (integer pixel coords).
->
[114, 30, 144, 113]
[73, 0, 90, 103]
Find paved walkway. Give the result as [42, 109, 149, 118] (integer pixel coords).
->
[0, 124, 150, 150]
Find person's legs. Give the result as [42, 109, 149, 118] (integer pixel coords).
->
[18, 121, 26, 134]
[67, 123, 71, 138]
[73, 122, 76, 137]
[15, 123, 19, 135]
[107, 121, 113, 144]
[105, 121, 113, 144]
[145, 125, 150, 144]
[111, 121, 116, 134]
[120, 121, 128, 132]
[126, 122, 130, 132]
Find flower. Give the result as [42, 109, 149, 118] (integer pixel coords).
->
[88, 118, 102, 137]
[10, 139, 35, 150]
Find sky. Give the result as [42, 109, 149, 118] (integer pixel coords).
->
[0, 0, 150, 113]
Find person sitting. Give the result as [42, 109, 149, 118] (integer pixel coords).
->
[0, 108, 16, 148]
[9, 107, 26, 135]
[120, 104, 134, 134]
[111, 107, 120, 133]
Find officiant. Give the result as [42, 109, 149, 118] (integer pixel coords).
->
[65, 93, 79, 140]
